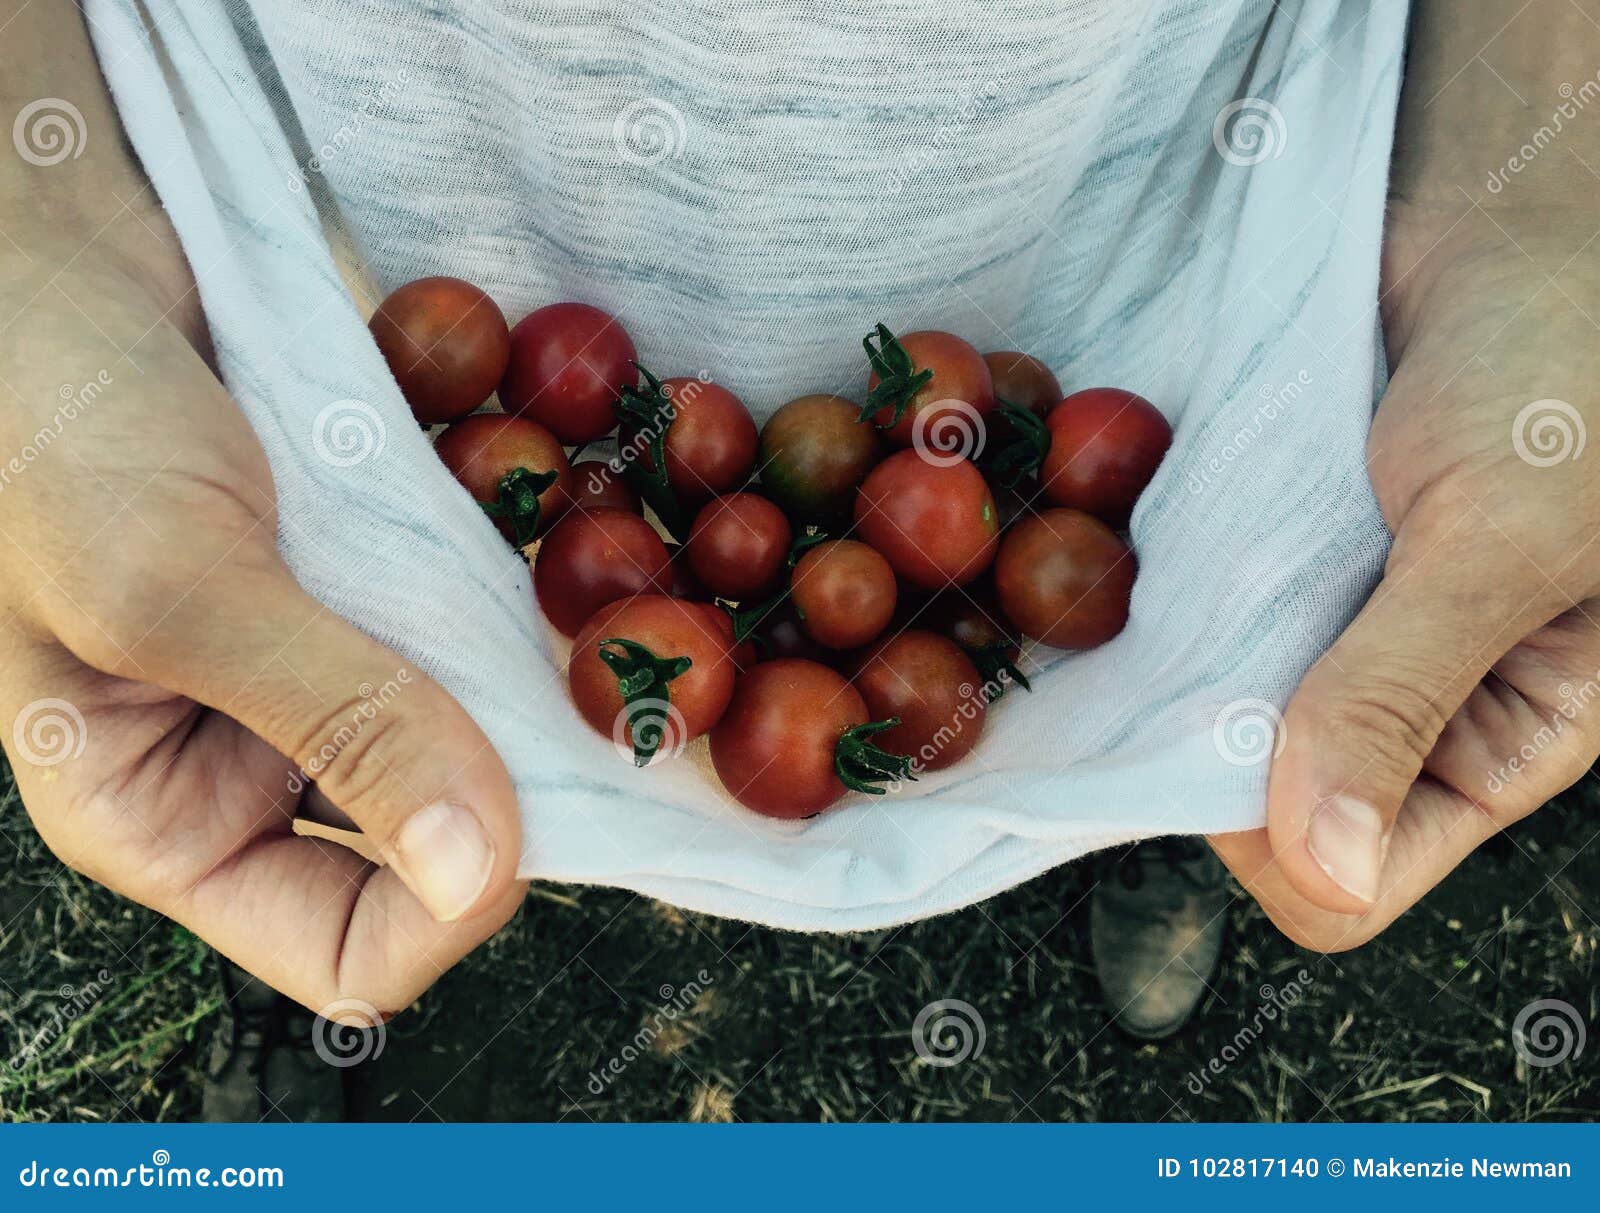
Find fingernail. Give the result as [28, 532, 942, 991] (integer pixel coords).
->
[381, 801, 495, 922]
[1306, 795, 1385, 905]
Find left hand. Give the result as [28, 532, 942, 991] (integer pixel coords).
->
[1210, 195, 1600, 950]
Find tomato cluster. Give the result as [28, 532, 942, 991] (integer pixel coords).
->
[370, 278, 1170, 820]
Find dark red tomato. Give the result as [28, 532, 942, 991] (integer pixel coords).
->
[760, 394, 884, 525]
[369, 276, 510, 424]
[920, 586, 1029, 698]
[500, 302, 637, 444]
[994, 509, 1135, 649]
[569, 458, 642, 514]
[433, 413, 572, 546]
[852, 631, 985, 771]
[983, 351, 1062, 417]
[710, 659, 907, 818]
[852, 451, 999, 590]
[533, 507, 670, 637]
[1040, 388, 1172, 527]
[685, 493, 792, 600]
[568, 595, 736, 766]
[790, 540, 896, 650]
[647, 379, 758, 506]
[653, 542, 710, 601]
[744, 601, 833, 666]
[865, 327, 996, 449]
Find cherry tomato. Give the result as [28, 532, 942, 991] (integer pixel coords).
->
[710, 659, 909, 818]
[685, 493, 792, 600]
[533, 507, 670, 637]
[653, 542, 710, 601]
[983, 351, 1061, 417]
[629, 378, 757, 506]
[1040, 388, 1172, 527]
[790, 540, 896, 650]
[922, 585, 1030, 698]
[852, 630, 985, 771]
[852, 451, 999, 590]
[433, 413, 571, 546]
[500, 302, 636, 444]
[569, 458, 641, 514]
[993, 509, 1135, 649]
[759, 394, 884, 525]
[369, 276, 510, 424]
[864, 326, 995, 449]
[568, 595, 736, 766]
[738, 600, 833, 666]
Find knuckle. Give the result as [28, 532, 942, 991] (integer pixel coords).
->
[286, 699, 416, 823]
[1315, 672, 1451, 773]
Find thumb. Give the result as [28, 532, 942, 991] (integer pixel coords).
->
[1266, 520, 1559, 914]
[145, 564, 523, 926]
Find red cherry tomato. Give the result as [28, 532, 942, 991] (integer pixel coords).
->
[865, 326, 995, 449]
[533, 507, 670, 637]
[922, 584, 1030, 697]
[500, 302, 637, 444]
[653, 542, 710, 601]
[852, 630, 985, 771]
[1040, 388, 1172, 527]
[568, 595, 736, 766]
[790, 540, 896, 650]
[433, 413, 572, 546]
[369, 276, 510, 424]
[640, 378, 758, 507]
[993, 509, 1135, 649]
[852, 451, 999, 590]
[685, 493, 792, 600]
[709, 659, 910, 818]
[982, 351, 1062, 417]
[569, 458, 641, 514]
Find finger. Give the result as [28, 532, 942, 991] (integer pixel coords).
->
[1210, 775, 1499, 952]
[1266, 512, 1564, 914]
[124, 563, 526, 927]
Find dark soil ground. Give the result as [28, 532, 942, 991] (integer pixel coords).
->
[2, 763, 1594, 1123]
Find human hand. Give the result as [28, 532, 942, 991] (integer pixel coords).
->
[1210, 192, 1600, 949]
[0, 249, 527, 1017]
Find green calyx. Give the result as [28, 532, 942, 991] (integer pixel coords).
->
[835, 718, 915, 795]
[858, 323, 933, 429]
[615, 362, 690, 541]
[597, 637, 693, 767]
[722, 531, 829, 642]
[967, 642, 1031, 702]
[979, 397, 1051, 488]
[480, 466, 560, 548]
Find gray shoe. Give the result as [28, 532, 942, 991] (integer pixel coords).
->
[1090, 837, 1228, 1040]
[202, 956, 344, 1122]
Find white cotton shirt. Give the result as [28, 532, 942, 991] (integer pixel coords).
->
[86, 0, 1407, 928]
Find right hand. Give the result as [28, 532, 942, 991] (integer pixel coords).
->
[0, 249, 527, 1017]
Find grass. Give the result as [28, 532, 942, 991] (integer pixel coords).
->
[1, 762, 1595, 1123]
